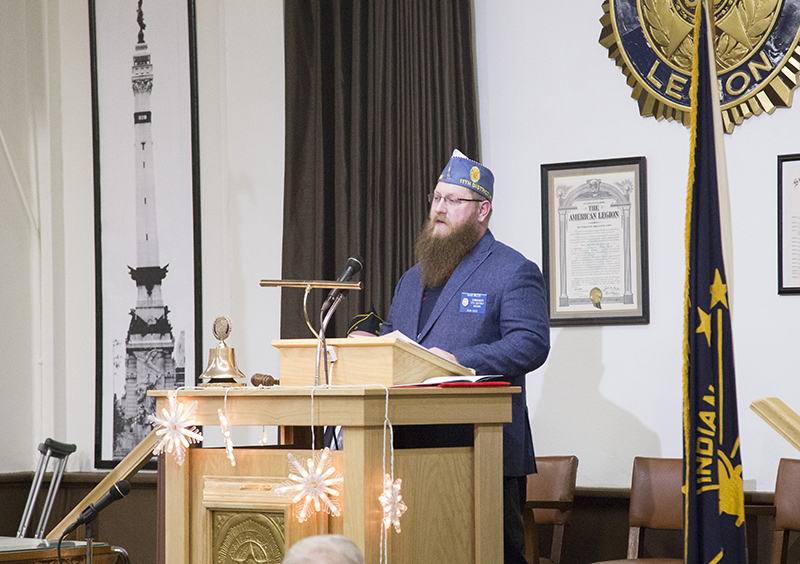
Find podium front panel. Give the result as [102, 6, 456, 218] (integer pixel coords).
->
[152, 387, 512, 564]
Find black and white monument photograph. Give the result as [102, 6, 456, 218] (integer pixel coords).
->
[92, 0, 200, 468]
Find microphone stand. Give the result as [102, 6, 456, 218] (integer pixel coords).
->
[318, 294, 347, 449]
[85, 520, 95, 564]
[258, 278, 362, 387]
[316, 293, 345, 386]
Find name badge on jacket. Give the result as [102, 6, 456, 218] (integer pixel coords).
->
[460, 292, 487, 314]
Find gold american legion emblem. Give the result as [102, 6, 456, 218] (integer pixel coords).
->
[599, 0, 800, 132]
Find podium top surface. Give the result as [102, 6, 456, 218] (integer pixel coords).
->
[148, 386, 518, 398]
[147, 386, 517, 426]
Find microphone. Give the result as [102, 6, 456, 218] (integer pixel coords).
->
[63, 480, 131, 536]
[321, 255, 364, 313]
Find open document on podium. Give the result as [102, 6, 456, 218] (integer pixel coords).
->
[378, 330, 504, 386]
[391, 375, 509, 387]
[750, 397, 800, 452]
[272, 331, 476, 387]
[380, 329, 466, 371]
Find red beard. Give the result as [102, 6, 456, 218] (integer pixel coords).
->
[415, 213, 482, 288]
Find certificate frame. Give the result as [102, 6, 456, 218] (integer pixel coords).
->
[541, 156, 649, 326]
[778, 154, 800, 294]
[91, 0, 202, 469]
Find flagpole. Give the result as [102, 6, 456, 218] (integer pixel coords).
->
[683, 2, 747, 563]
[703, 1, 735, 308]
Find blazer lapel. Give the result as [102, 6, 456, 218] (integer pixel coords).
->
[404, 272, 425, 338]
[417, 230, 495, 342]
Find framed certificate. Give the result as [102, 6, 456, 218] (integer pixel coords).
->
[541, 157, 649, 326]
[779, 154, 800, 294]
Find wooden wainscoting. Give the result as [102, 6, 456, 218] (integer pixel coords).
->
[0, 471, 158, 564]
[0, 473, 785, 564]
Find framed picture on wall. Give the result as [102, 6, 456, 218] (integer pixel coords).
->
[90, 0, 202, 468]
[779, 154, 800, 294]
[541, 156, 649, 326]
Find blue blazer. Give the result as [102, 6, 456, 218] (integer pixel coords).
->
[381, 230, 550, 476]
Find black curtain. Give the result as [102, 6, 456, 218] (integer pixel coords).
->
[281, 0, 480, 339]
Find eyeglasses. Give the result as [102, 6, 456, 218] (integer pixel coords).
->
[427, 192, 482, 207]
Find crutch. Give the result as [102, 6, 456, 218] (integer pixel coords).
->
[17, 438, 77, 538]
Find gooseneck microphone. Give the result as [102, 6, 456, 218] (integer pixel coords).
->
[316, 254, 364, 387]
[321, 255, 364, 314]
[63, 480, 131, 535]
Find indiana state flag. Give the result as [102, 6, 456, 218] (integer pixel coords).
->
[683, 2, 747, 564]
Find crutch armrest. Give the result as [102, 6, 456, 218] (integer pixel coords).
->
[40, 439, 77, 458]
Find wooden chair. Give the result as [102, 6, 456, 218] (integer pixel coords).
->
[524, 455, 579, 564]
[771, 458, 800, 564]
[591, 457, 683, 564]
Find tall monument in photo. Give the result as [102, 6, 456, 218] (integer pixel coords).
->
[114, 0, 184, 458]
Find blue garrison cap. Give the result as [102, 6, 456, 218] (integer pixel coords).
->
[437, 149, 494, 201]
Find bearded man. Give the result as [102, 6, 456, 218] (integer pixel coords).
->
[380, 149, 550, 564]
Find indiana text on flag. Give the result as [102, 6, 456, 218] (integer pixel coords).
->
[683, 2, 747, 564]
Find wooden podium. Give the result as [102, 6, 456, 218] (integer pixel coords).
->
[272, 334, 476, 387]
[150, 382, 514, 564]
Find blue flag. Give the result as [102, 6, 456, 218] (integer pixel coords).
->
[683, 2, 747, 564]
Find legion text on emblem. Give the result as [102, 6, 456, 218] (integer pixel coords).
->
[599, 0, 800, 132]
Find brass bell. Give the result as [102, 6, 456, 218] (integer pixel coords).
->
[198, 316, 247, 387]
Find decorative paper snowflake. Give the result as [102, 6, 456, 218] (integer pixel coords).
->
[379, 474, 407, 532]
[217, 408, 236, 466]
[275, 448, 343, 523]
[148, 390, 203, 466]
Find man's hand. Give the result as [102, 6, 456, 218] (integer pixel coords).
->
[347, 330, 378, 338]
[428, 347, 457, 364]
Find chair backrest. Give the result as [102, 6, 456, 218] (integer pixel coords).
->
[771, 458, 800, 564]
[525, 455, 579, 564]
[527, 455, 579, 525]
[627, 457, 683, 559]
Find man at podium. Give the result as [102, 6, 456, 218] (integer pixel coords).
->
[380, 149, 551, 564]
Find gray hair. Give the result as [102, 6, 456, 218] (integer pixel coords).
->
[282, 535, 365, 564]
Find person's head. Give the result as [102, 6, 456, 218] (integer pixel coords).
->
[427, 181, 491, 237]
[415, 150, 494, 287]
[428, 149, 493, 237]
[282, 535, 365, 564]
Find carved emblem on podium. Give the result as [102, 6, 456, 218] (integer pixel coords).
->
[203, 475, 328, 563]
[213, 511, 285, 564]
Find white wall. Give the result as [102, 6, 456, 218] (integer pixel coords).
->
[0, 1, 71, 472]
[474, 0, 800, 489]
[0, 2, 43, 472]
[1, 0, 286, 473]
[194, 0, 285, 447]
[3, 0, 799, 491]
